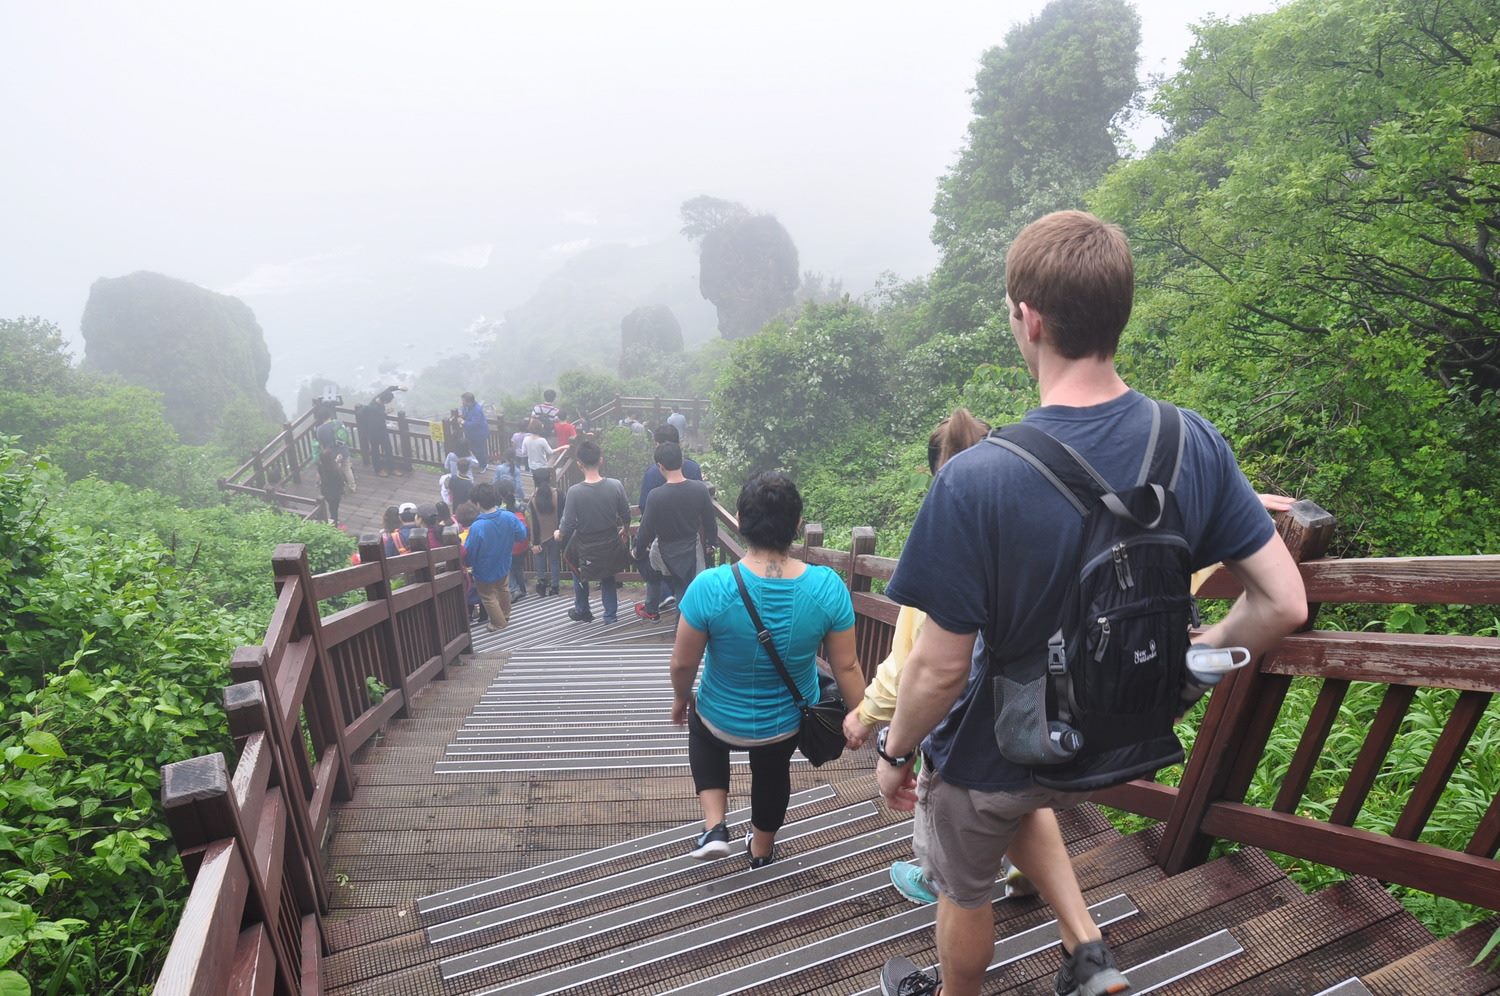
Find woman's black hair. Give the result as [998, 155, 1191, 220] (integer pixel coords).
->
[494, 475, 517, 511]
[531, 466, 556, 514]
[382, 505, 401, 532]
[736, 472, 803, 552]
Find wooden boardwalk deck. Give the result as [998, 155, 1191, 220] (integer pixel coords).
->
[313, 600, 1500, 996]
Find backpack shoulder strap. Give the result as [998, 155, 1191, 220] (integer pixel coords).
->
[986, 423, 1112, 517]
[1136, 400, 1185, 491]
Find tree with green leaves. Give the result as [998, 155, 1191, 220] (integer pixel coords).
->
[1094, 0, 1500, 559]
[681, 197, 802, 339]
[711, 301, 891, 480]
[927, 0, 1141, 337]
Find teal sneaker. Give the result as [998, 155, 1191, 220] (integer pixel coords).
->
[889, 860, 937, 904]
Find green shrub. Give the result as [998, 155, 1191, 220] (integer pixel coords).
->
[1, 441, 244, 993]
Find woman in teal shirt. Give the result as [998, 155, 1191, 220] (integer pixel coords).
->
[670, 472, 866, 867]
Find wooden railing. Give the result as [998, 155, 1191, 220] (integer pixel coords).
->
[220, 397, 711, 519]
[220, 405, 525, 515]
[152, 494, 1499, 992]
[152, 531, 472, 995]
[779, 500, 1500, 912]
[587, 395, 709, 440]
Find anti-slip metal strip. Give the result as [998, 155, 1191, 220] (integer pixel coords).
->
[433, 821, 915, 962]
[460, 869, 897, 990]
[1312, 979, 1377, 996]
[1118, 929, 1243, 993]
[454, 725, 683, 739]
[445, 739, 686, 756]
[435, 754, 814, 774]
[833, 894, 1139, 996]
[416, 786, 837, 913]
[428, 802, 877, 946]
[469, 705, 669, 716]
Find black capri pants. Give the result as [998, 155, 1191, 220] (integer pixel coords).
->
[688, 708, 800, 834]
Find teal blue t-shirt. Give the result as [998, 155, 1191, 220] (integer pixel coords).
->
[680, 563, 855, 741]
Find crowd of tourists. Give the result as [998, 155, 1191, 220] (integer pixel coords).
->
[332, 212, 1312, 996]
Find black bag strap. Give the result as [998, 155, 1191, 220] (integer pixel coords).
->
[731, 563, 807, 709]
[986, 399, 1185, 515]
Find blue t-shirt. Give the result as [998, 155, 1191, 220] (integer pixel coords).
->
[680, 563, 855, 741]
[640, 458, 703, 508]
[884, 390, 1275, 791]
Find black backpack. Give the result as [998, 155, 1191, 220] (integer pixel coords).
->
[984, 400, 1193, 792]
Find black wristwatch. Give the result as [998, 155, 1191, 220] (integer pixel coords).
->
[876, 727, 917, 767]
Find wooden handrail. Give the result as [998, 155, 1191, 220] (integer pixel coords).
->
[154, 490, 1500, 991]
[152, 534, 473, 995]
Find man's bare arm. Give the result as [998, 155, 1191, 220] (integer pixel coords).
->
[1199, 531, 1308, 657]
[884, 619, 978, 758]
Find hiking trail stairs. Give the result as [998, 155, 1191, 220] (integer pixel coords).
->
[316, 597, 1497, 995]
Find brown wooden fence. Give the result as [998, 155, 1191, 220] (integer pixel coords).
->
[153, 495, 1499, 992]
[709, 499, 1500, 912]
[151, 531, 472, 995]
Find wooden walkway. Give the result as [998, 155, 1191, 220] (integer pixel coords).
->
[313, 600, 1500, 995]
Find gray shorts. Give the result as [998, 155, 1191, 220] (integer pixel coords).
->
[913, 765, 1092, 909]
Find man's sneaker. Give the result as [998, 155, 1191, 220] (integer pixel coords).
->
[1001, 855, 1037, 899]
[635, 603, 661, 622]
[688, 821, 731, 859]
[567, 608, 594, 622]
[889, 860, 937, 905]
[744, 830, 775, 868]
[880, 956, 939, 996]
[1055, 939, 1130, 996]
[659, 595, 678, 611]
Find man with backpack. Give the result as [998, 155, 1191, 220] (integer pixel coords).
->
[874, 211, 1308, 996]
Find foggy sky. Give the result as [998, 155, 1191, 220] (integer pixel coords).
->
[2, 0, 1279, 401]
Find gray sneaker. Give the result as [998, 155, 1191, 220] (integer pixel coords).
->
[1055, 939, 1129, 996]
[880, 956, 939, 996]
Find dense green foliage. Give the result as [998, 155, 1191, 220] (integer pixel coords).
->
[0, 318, 230, 505]
[711, 301, 895, 483]
[1095, 0, 1500, 559]
[80, 272, 286, 446]
[0, 443, 246, 994]
[927, 0, 1141, 337]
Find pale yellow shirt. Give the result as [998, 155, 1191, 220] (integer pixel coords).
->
[856, 605, 925, 726]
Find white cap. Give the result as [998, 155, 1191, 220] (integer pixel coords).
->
[398, 502, 417, 515]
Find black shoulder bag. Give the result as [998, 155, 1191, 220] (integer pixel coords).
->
[731, 563, 846, 766]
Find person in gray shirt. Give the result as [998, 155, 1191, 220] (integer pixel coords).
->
[633, 441, 716, 621]
[556, 439, 630, 623]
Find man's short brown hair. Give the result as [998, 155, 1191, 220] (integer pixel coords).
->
[1005, 210, 1134, 360]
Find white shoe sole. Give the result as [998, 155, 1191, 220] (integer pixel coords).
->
[689, 840, 731, 860]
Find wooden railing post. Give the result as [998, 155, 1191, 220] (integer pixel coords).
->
[251, 450, 268, 498]
[283, 421, 302, 485]
[848, 526, 876, 595]
[159, 752, 296, 994]
[395, 410, 414, 474]
[411, 531, 448, 679]
[359, 534, 412, 719]
[225, 680, 327, 916]
[1155, 501, 1337, 873]
[802, 522, 824, 562]
[273, 545, 357, 803]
